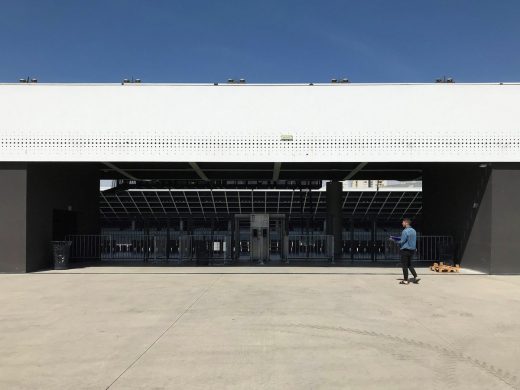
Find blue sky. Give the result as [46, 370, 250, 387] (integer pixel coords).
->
[0, 0, 519, 83]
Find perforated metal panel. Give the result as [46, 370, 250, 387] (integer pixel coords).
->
[1, 83, 519, 162]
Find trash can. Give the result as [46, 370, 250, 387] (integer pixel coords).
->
[51, 241, 72, 270]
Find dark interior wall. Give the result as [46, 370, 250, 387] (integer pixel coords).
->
[461, 173, 492, 273]
[25, 163, 100, 272]
[490, 169, 520, 274]
[424, 164, 520, 274]
[422, 163, 490, 260]
[0, 167, 28, 272]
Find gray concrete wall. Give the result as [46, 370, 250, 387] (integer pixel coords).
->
[422, 163, 489, 261]
[461, 173, 492, 273]
[490, 169, 520, 274]
[26, 163, 100, 272]
[0, 168, 28, 272]
[0, 163, 99, 273]
[423, 164, 520, 274]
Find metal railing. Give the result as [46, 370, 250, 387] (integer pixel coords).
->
[286, 234, 334, 261]
[67, 233, 157, 261]
[385, 235, 455, 262]
[66, 233, 453, 265]
[340, 235, 454, 262]
[66, 235, 111, 260]
[178, 235, 231, 264]
[66, 233, 232, 264]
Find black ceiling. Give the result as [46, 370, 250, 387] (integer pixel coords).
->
[99, 162, 424, 182]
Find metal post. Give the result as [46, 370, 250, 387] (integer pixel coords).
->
[234, 215, 240, 262]
[144, 220, 150, 262]
[166, 219, 170, 261]
[283, 215, 289, 263]
[350, 219, 355, 261]
[299, 183, 304, 236]
[304, 218, 308, 259]
[371, 219, 377, 262]
[227, 219, 232, 262]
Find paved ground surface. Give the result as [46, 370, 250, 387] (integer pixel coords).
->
[1, 266, 519, 390]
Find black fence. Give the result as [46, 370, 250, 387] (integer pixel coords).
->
[340, 235, 454, 262]
[66, 233, 454, 265]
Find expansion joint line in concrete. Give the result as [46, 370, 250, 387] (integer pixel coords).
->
[105, 275, 222, 389]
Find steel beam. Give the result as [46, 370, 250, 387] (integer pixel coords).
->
[189, 162, 209, 181]
[343, 162, 368, 180]
[102, 162, 139, 181]
[273, 162, 281, 181]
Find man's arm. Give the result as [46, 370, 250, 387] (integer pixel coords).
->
[398, 230, 408, 245]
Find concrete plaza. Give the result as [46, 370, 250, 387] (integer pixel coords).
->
[0, 266, 519, 389]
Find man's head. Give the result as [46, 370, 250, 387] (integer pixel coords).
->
[402, 218, 412, 228]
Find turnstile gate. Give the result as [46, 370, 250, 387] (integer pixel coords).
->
[234, 214, 286, 263]
[250, 214, 269, 264]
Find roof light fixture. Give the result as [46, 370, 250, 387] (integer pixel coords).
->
[122, 77, 142, 85]
[19, 77, 38, 83]
[435, 76, 455, 83]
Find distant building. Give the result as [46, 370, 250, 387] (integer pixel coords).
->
[344, 180, 410, 189]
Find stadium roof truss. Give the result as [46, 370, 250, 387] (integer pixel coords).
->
[100, 189, 422, 221]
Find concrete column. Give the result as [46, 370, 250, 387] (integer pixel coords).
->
[283, 215, 289, 262]
[0, 165, 27, 272]
[326, 181, 343, 258]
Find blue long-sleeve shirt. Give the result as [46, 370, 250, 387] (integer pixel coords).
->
[398, 227, 417, 250]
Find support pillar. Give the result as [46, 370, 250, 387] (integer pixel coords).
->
[326, 181, 343, 259]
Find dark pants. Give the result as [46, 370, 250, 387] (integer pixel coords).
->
[400, 249, 417, 281]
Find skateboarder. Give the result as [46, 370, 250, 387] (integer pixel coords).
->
[393, 218, 420, 285]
